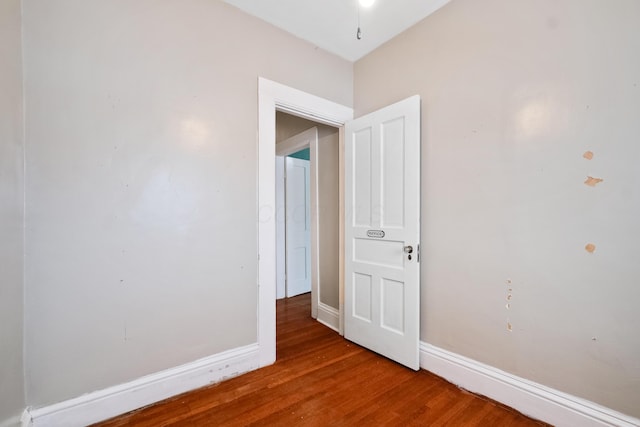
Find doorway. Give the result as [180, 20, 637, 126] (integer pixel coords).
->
[258, 79, 421, 372]
[257, 77, 353, 367]
[275, 113, 340, 331]
[257, 77, 353, 366]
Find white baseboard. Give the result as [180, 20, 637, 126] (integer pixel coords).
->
[317, 302, 340, 333]
[18, 339, 638, 427]
[24, 343, 260, 427]
[20, 410, 30, 427]
[420, 342, 639, 427]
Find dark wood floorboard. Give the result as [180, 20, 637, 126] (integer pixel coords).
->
[93, 293, 549, 426]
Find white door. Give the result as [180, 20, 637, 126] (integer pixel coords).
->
[344, 95, 421, 370]
[285, 157, 312, 297]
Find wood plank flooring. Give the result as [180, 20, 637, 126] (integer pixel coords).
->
[94, 294, 549, 426]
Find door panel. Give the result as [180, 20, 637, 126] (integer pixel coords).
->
[353, 238, 404, 269]
[381, 278, 405, 334]
[353, 128, 373, 228]
[381, 117, 405, 228]
[353, 273, 373, 322]
[344, 95, 421, 370]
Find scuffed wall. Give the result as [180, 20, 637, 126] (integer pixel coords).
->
[23, 0, 352, 407]
[355, 0, 640, 417]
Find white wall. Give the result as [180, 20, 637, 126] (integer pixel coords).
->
[0, 0, 25, 424]
[355, 0, 640, 418]
[22, 0, 352, 408]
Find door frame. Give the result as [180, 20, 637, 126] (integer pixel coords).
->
[257, 77, 353, 367]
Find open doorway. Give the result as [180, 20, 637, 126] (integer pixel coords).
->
[275, 112, 340, 332]
[257, 77, 353, 367]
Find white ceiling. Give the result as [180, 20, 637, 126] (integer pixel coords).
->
[224, 0, 451, 62]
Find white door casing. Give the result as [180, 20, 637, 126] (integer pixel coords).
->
[285, 157, 312, 297]
[275, 156, 286, 299]
[344, 95, 421, 370]
[258, 77, 353, 367]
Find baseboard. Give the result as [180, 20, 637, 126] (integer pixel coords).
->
[20, 410, 30, 427]
[317, 302, 340, 333]
[420, 342, 639, 427]
[24, 343, 260, 427]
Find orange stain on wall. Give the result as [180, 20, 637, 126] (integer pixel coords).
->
[584, 176, 603, 187]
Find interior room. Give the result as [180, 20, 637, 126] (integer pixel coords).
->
[1, 0, 638, 426]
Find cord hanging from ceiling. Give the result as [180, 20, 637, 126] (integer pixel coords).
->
[356, 0, 375, 40]
[356, 2, 362, 40]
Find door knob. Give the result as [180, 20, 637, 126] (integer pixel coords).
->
[404, 245, 413, 254]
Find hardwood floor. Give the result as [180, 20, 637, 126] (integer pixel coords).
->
[94, 294, 549, 426]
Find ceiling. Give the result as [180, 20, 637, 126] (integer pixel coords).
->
[224, 0, 451, 62]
